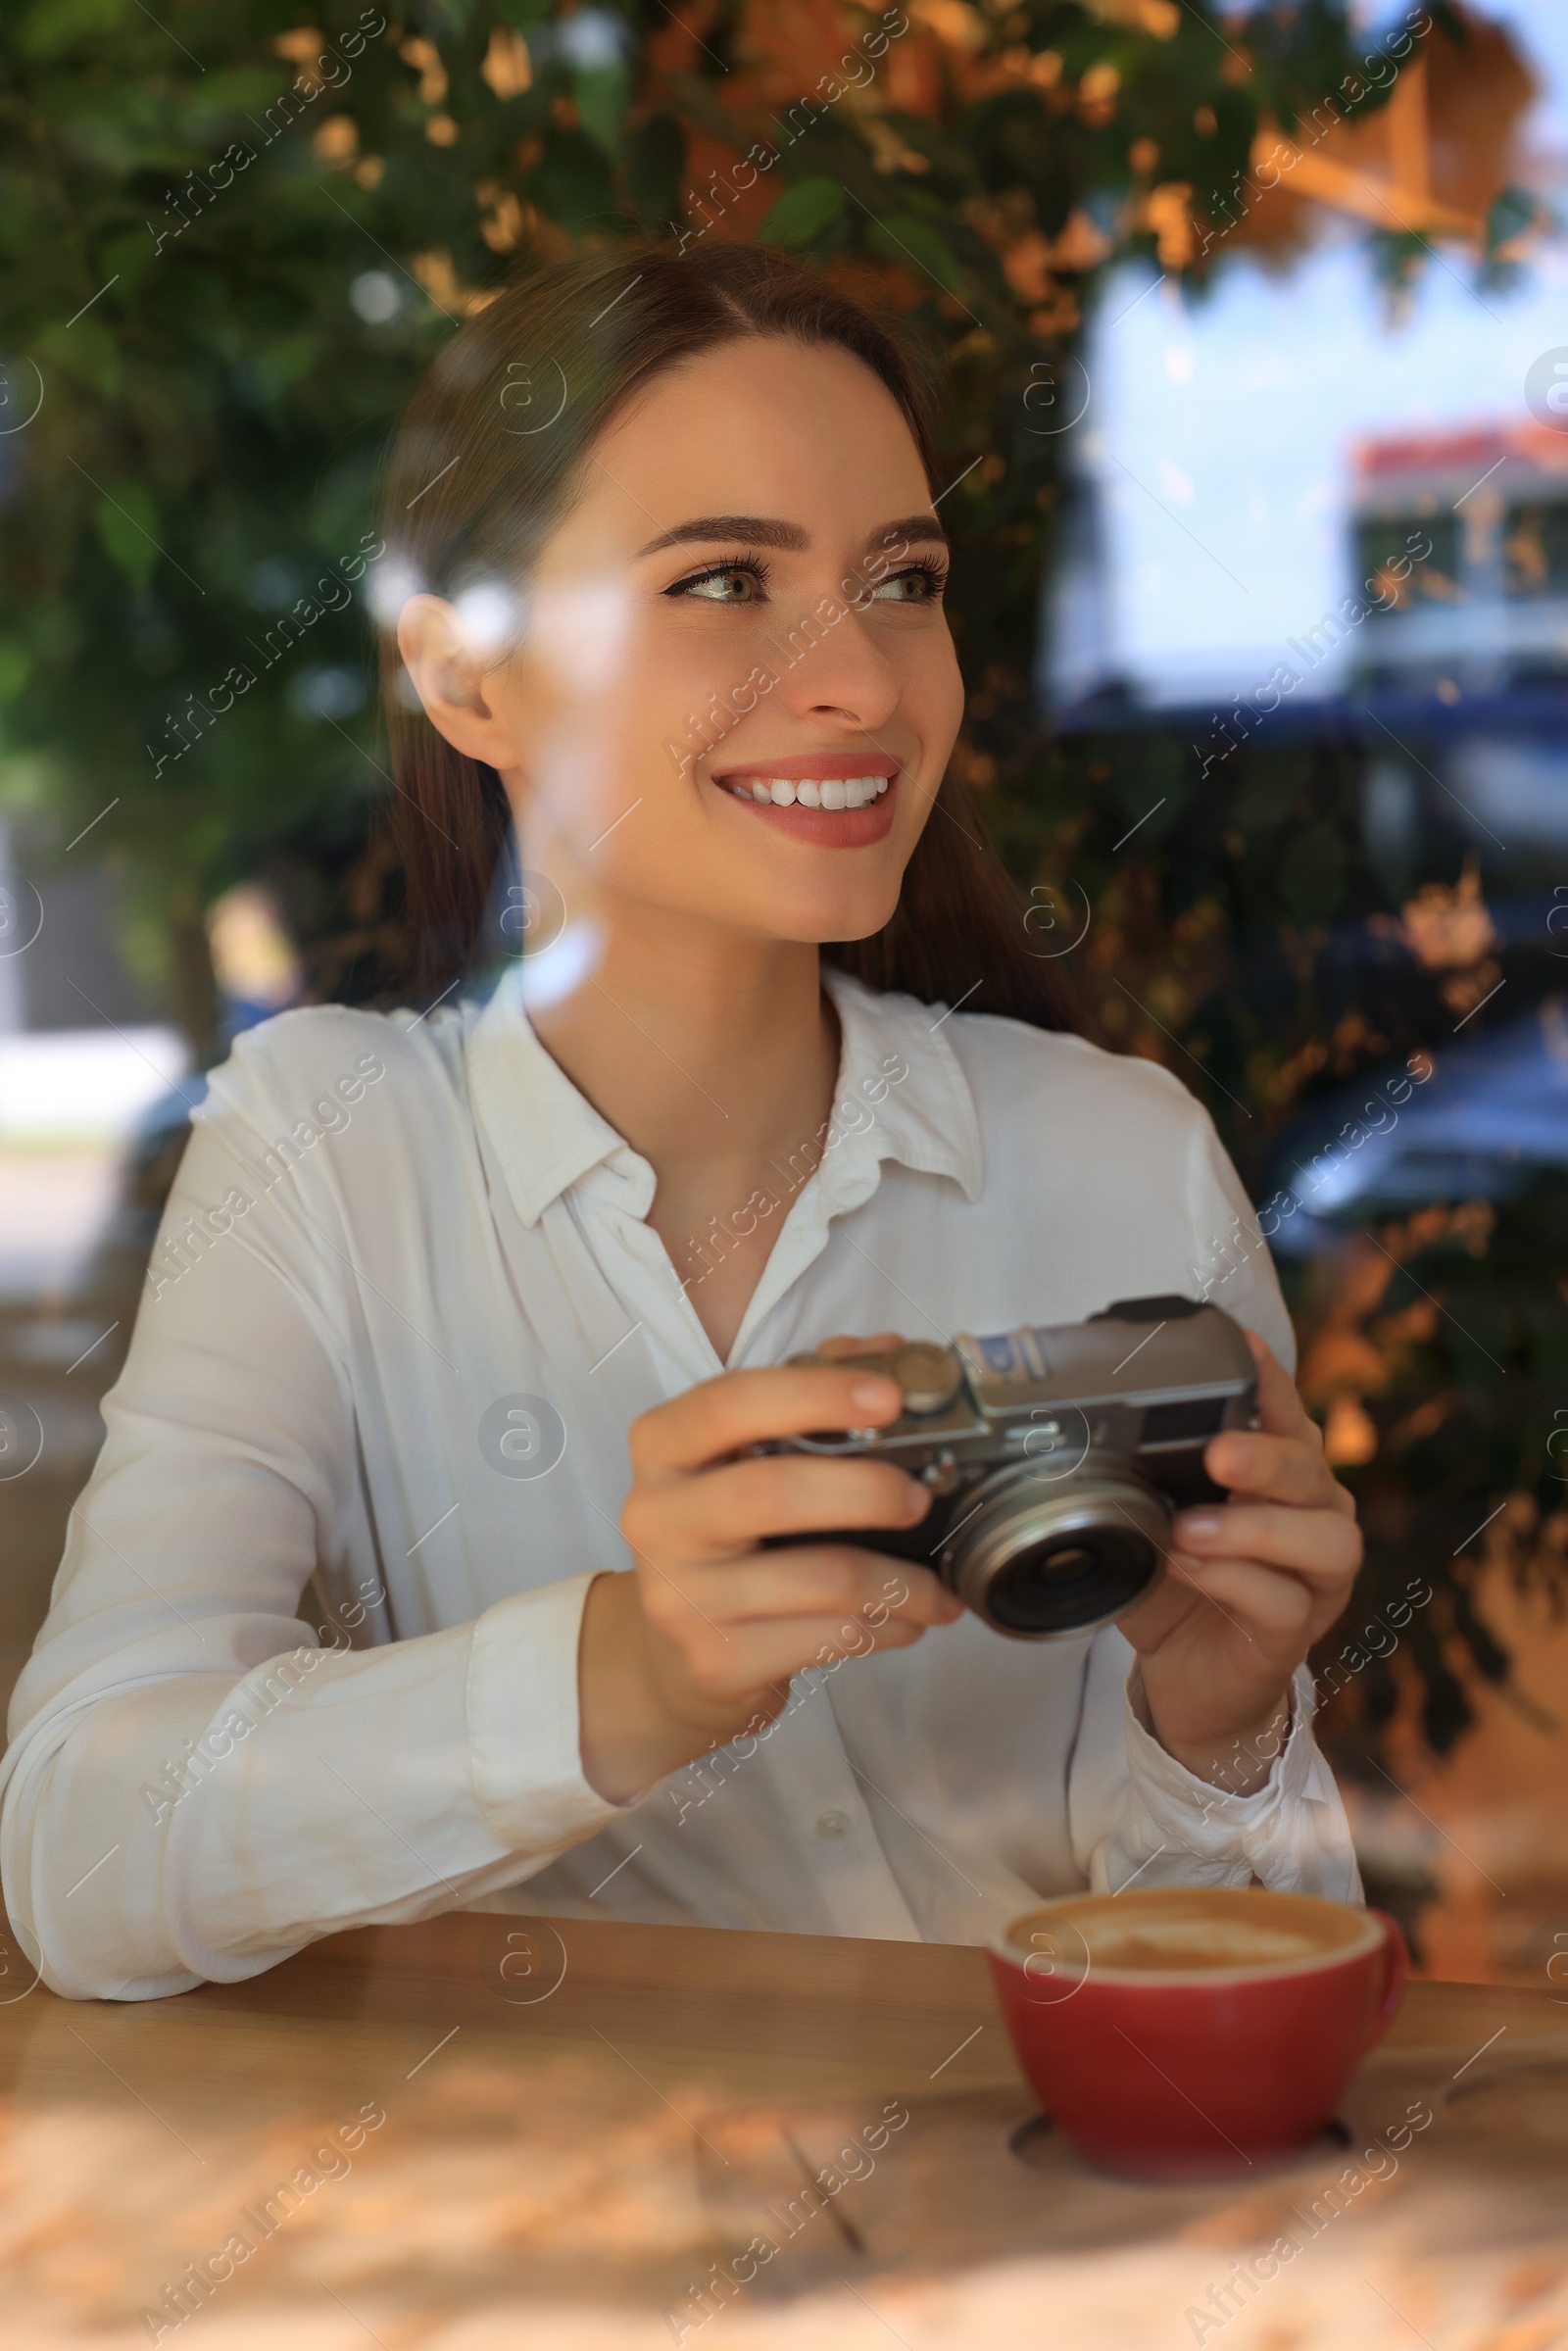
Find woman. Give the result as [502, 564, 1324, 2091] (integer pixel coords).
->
[1, 246, 1362, 1998]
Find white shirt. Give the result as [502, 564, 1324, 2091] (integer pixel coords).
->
[0, 964, 1359, 2000]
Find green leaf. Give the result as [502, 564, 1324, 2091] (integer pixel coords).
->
[574, 62, 631, 161]
[16, 0, 128, 61]
[758, 175, 845, 247]
[867, 212, 966, 296]
[533, 130, 615, 234]
[1484, 182, 1540, 254]
[93, 228, 158, 303]
[95, 483, 162, 595]
[34, 316, 121, 398]
[625, 112, 685, 233]
[1278, 821, 1347, 927]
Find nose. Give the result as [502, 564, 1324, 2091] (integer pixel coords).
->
[766, 593, 902, 739]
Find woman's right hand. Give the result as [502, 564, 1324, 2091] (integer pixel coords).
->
[577, 1354, 962, 1803]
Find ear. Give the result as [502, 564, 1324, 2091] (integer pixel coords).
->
[396, 593, 514, 767]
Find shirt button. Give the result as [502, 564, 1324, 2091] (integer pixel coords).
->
[815, 1809, 852, 1840]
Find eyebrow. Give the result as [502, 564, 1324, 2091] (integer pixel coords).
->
[633, 512, 949, 560]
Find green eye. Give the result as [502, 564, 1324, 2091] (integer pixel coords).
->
[688, 568, 760, 603]
[874, 563, 946, 604]
[666, 556, 769, 604]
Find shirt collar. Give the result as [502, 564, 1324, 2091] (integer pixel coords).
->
[463, 957, 984, 1232]
[465, 961, 627, 1228]
[817, 965, 984, 1207]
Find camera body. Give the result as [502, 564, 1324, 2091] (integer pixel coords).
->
[758, 1295, 1259, 1640]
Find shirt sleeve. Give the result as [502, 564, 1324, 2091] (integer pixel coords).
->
[0, 1048, 626, 2003]
[1061, 1101, 1359, 1900]
[1067, 1632, 1363, 1901]
[1181, 1095, 1298, 1373]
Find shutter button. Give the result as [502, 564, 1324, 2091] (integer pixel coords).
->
[814, 1809, 852, 1840]
[892, 1342, 962, 1416]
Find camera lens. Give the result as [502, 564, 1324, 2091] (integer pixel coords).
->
[943, 1461, 1169, 1640]
[985, 1529, 1155, 1636]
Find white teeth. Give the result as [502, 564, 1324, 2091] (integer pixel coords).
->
[724, 771, 890, 811]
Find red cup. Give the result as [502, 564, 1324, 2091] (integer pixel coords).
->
[988, 1886, 1407, 2182]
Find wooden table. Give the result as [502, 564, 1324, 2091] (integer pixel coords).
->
[3, 1907, 1567, 2348]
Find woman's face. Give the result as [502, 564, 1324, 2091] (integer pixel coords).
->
[400, 335, 965, 951]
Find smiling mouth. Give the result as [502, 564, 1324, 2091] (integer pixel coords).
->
[716, 771, 892, 810]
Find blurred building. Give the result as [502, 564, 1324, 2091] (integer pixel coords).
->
[1047, 414, 1568, 855]
[1350, 420, 1568, 863]
[1351, 419, 1568, 698]
[1041, 0, 1557, 793]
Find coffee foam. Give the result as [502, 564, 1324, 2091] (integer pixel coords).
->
[1075, 1917, 1334, 1973]
[1006, 1888, 1372, 1978]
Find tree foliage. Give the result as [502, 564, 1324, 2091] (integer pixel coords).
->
[0, 0, 1402, 1023]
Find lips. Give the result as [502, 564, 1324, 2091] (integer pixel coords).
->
[710, 755, 901, 847]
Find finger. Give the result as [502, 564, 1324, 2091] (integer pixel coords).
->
[670, 1546, 961, 1629]
[631, 1363, 905, 1477]
[1245, 1332, 1321, 1443]
[676, 1610, 932, 1703]
[638, 1547, 957, 1647]
[1207, 1339, 1332, 1500]
[1163, 1551, 1316, 1642]
[1253, 1347, 1353, 1509]
[812, 1332, 904, 1360]
[660, 1452, 930, 1550]
[1170, 1501, 1362, 1583]
[1203, 1426, 1340, 1508]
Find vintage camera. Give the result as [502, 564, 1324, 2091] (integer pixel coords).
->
[758, 1296, 1259, 1640]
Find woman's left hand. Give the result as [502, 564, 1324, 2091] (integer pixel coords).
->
[1114, 1331, 1362, 1793]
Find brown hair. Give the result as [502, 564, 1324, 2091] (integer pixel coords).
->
[377, 240, 1076, 1030]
